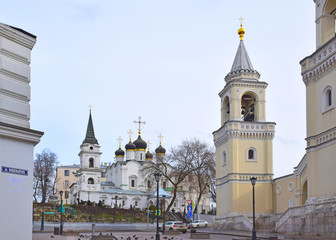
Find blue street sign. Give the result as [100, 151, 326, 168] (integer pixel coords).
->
[1, 166, 28, 176]
[187, 211, 193, 218]
[155, 210, 161, 216]
[187, 205, 192, 211]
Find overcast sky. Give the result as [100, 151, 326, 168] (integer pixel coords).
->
[1, 1, 315, 177]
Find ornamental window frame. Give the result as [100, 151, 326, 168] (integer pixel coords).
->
[322, 85, 334, 113]
[246, 147, 257, 162]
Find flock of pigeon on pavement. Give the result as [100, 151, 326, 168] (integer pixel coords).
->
[50, 233, 184, 240]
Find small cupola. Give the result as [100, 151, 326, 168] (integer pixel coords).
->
[125, 141, 136, 150]
[155, 133, 166, 155]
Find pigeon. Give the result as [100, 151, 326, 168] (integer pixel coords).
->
[51, 236, 55, 238]
[80, 235, 84, 238]
[164, 237, 168, 239]
[78, 238, 81, 240]
[151, 237, 154, 239]
[99, 232, 103, 236]
[121, 237, 123, 239]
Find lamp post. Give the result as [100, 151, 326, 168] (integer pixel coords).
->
[162, 195, 166, 234]
[250, 177, 257, 240]
[59, 190, 64, 235]
[112, 195, 119, 223]
[154, 173, 161, 240]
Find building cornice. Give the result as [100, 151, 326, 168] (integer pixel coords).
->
[216, 172, 273, 186]
[219, 80, 268, 97]
[300, 36, 336, 86]
[0, 23, 36, 50]
[305, 126, 336, 150]
[294, 154, 307, 177]
[0, 121, 43, 145]
[213, 121, 276, 147]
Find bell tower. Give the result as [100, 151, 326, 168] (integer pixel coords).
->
[77, 109, 102, 202]
[213, 22, 276, 217]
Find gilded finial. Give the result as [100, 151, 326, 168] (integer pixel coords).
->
[127, 129, 133, 141]
[147, 140, 151, 151]
[117, 136, 123, 148]
[89, 105, 92, 112]
[238, 17, 245, 40]
[158, 133, 163, 145]
[134, 116, 146, 135]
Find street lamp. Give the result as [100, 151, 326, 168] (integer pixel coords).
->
[250, 177, 257, 240]
[162, 195, 166, 234]
[154, 173, 161, 240]
[59, 190, 64, 235]
[112, 195, 119, 223]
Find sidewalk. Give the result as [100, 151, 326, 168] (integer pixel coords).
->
[33, 231, 237, 240]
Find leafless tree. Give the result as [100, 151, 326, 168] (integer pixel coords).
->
[142, 138, 214, 212]
[191, 144, 215, 213]
[33, 149, 58, 230]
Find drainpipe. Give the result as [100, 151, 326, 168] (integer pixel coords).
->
[272, 180, 276, 214]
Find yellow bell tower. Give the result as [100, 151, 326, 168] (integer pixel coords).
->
[213, 21, 276, 217]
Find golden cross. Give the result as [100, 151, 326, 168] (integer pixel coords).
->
[158, 133, 163, 145]
[239, 17, 244, 27]
[127, 129, 133, 141]
[134, 116, 146, 135]
[117, 136, 123, 148]
[147, 140, 151, 151]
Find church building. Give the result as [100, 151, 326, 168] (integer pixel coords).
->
[214, 1, 336, 238]
[213, 21, 275, 217]
[69, 111, 186, 211]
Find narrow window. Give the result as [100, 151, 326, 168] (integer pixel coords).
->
[135, 201, 138, 207]
[248, 149, 254, 160]
[65, 191, 69, 199]
[147, 180, 151, 188]
[327, 89, 332, 106]
[89, 158, 94, 168]
[222, 151, 227, 166]
[64, 170, 69, 176]
[131, 179, 135, 187]
[163, 181, 166, 189]
[101, 172, 106, 178]
[246, 148, 257, 161]
[140, 153, 143, 160]
[122, 200, 125, 206]
[64, 180, 69, 187]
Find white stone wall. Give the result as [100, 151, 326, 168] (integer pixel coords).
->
[0, 24, 43, 240]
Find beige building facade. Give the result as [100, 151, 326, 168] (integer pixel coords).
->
[215, 1, 336, 238]
[213, 23, 275, 218]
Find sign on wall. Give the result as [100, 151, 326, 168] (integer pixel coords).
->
[1, 166, 28, 176]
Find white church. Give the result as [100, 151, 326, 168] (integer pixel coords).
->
[69, 111, 184, 210]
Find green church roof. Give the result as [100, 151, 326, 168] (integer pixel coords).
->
[82, 110, 98, 145]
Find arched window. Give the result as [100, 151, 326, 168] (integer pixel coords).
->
[89, 158, 94, 168]
[241, 93, 256, 122]
[222, 96, 230, 124]
[131, 179, 135, 187]
[88, 178, 94, 184]
[322, 86, 334, 113]
[248, 149, 254, 159]
[147, 180, 151, 188]
[246, 147, 257, 161]
[222, 151, 227, 166]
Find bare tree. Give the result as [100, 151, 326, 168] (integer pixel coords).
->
[142, 138, 214, 212]
[190, 144, 215, 214]
[33, 149, 58, 230]
[208, 159, 216, 203]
